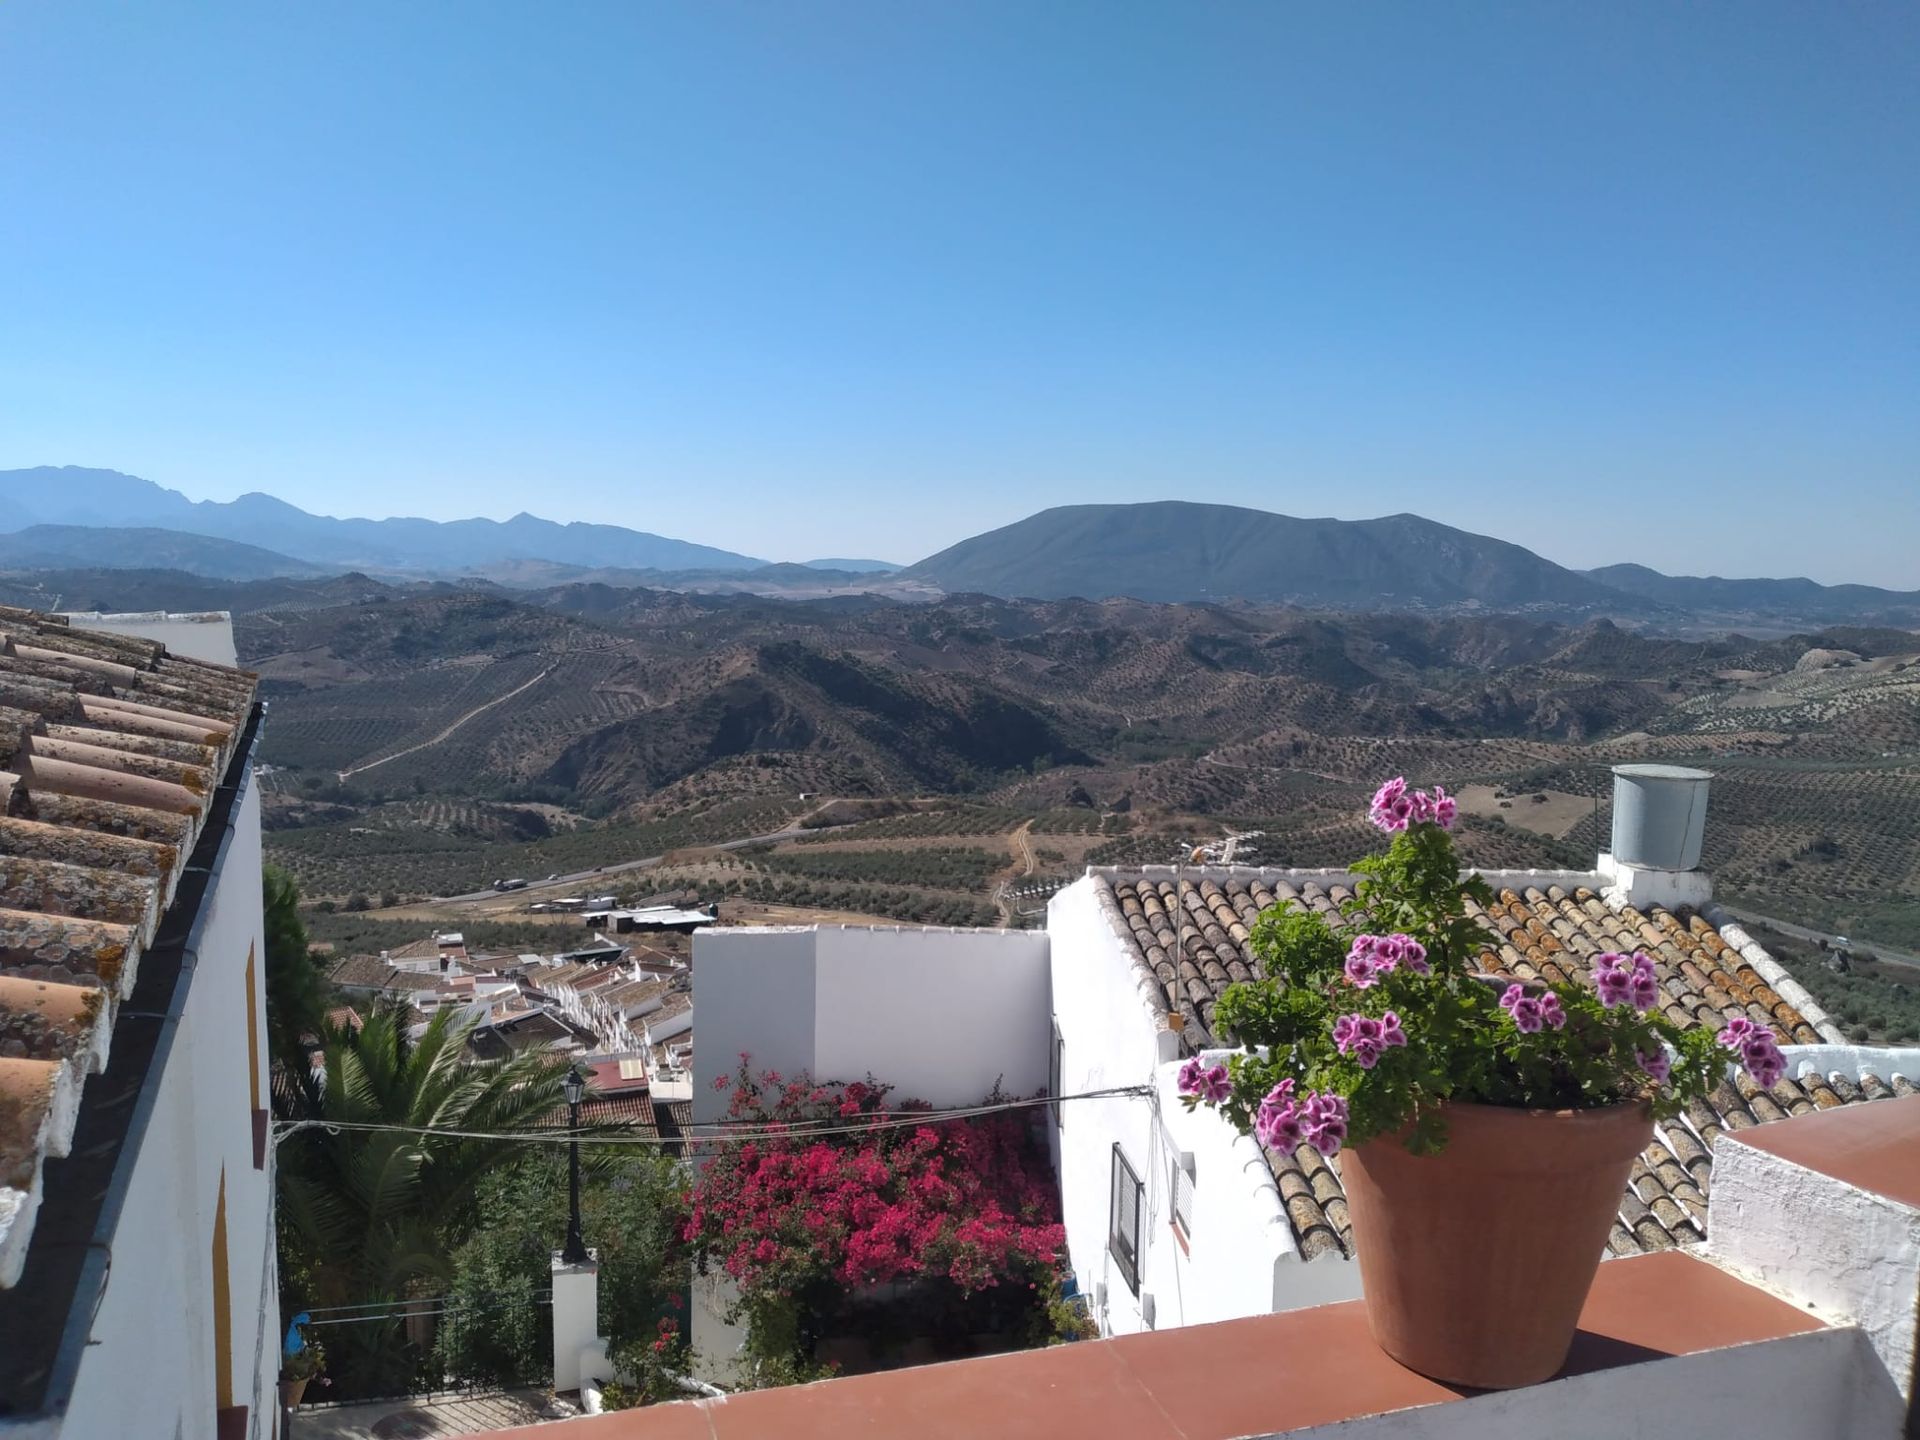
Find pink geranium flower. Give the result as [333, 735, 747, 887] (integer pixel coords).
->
[1176, 1056, 1206, 1095]
[1301, 1091, 1349, 1156]
[1499, 983, 1547, 1033]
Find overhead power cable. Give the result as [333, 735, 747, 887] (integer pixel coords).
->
[272, 1085, 1153, 1150]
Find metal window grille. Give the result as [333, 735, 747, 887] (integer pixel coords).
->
[1109, 1144, 1142, 1294]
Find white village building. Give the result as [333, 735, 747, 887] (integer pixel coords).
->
[0, 610, 277, 1440]
[684, 765, 1919, 1361]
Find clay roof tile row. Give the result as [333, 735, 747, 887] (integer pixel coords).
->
[1093, 867, 1841, 1267]
[0, 608, 256, 1288]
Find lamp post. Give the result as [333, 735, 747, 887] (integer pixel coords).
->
[560, 1062, 589, 1265]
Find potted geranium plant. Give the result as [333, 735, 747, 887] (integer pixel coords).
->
[280, 1337, 325, 1410]
[1182, 778, 1785, 1389]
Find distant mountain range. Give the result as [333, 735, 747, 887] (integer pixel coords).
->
[3, 469, 1915, 627]
[0, 466, 766, 574]
[1583, 563, 1920, 625]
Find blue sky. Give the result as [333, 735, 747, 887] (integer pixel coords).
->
[2, 3, 1915, 583]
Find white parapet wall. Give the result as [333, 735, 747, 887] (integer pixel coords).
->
[1703, 905, 1848, 1044]
[1706, 1100, 1920, 1414]
[62, 609, 240, 667]
[691, 924, 1052, 1125]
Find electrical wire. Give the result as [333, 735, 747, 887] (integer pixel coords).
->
[271, 1085, 1152, 1151]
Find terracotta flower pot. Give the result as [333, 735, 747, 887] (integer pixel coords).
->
[1339, 1099, 1652, 1389]
[279, 1377, 309, 1410]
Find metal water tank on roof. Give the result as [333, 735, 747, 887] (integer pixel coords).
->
[1610, 764, 1712, 872]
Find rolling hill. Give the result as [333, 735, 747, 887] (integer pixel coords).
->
[898, 502, 1647, 613]
[1586, 563, 1920, 626]
[0, 524, 328, 579]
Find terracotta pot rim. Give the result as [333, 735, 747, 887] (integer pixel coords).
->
[1351, 1096, 1655, 1171]
[1437, 1096, 1654, 1123]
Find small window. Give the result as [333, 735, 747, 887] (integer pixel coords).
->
[1169, 1151, 1196, 1238]
[1049, 1018, 1065, 1128]
[1109, 1145, 1142, 1294]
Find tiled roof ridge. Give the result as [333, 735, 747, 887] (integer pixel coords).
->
[1091, 866, 1827, 1049]
[1090, 872, 1177, 1027]
[1698, 903, 1845, 1044]
[0, 607, 257, 1289]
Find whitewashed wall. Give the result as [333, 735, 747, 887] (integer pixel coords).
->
[692, 925, 1051, 1125]
[1045, 877, 1170, 1336]
[1048, 877, 1365, 1339]
[62, 610, 240, 667]
[56, 768, 277, 1438]
[1150, 1060, 1363, 1326]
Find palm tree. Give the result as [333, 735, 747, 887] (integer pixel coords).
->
[276, 1002, 569, 1396]
[262, 865, 330, 1109]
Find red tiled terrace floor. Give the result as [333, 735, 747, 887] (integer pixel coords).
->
[486, 1250, 1822, 1440]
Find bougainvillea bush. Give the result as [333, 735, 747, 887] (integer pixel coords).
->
[685, 1061, 1068, 1374]
[1190, 778, 1788, 1155]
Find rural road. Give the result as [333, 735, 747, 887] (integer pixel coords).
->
[994, 820, 1037, 924]
[1719, 904, 1920, 974]
[338, 666, 554, 782]
[426, 821, 822, 907]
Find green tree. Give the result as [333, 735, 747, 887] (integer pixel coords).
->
[263, 865, 330, 1102]
[435, 1150, 688, 1387]
[275, 1004, 572, 1396]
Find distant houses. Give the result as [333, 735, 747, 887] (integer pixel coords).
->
[322, 927, 697, 1094]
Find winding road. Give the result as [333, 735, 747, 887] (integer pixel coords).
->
[337, 665, 554, 782]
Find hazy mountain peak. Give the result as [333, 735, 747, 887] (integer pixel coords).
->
[0, 466, 765, 576]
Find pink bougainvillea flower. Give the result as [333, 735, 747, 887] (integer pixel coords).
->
[1637, 1048, 1672, 1084]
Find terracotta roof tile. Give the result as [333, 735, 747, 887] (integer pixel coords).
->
[0, 608, 256, 1289]
[1096, 871, 1821, 1052]
[1093, 867, 1849, 1266]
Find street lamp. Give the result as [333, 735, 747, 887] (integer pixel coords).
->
[560, 1062, 589, 1265]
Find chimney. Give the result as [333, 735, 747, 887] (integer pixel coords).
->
[1599, 764, 1714, 911]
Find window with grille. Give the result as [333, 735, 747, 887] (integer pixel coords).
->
[1109, 1144, 1142, 1294]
